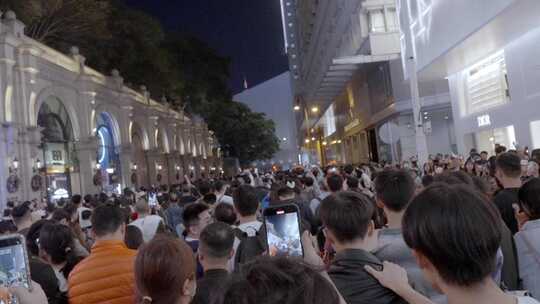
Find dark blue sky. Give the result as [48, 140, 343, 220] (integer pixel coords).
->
[124, 0, 289, 94]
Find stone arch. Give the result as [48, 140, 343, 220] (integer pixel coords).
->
[33, 86, 81, 140]
[131, 121, 150, 150]
[93, 103, 124, 147]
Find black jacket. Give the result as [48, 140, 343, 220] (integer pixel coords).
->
[328, 249, 407, 304]
[192, 269, 230, 304]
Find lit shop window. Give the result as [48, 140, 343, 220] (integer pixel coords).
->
[367, 6, 399, 33]
[465, 50, 510, 115]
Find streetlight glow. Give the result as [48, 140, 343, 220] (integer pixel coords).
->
[311, 106, 319, 113]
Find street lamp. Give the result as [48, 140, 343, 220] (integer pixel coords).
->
[304, 139, 310, 143]
[293, 105, 301, 111]
[311, 106, 319, 113]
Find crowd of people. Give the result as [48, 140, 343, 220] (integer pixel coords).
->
[0, 144, 540, 304]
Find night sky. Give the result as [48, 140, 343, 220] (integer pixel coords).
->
[124, 0, 289, 95]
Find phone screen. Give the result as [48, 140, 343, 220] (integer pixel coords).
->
[0, 235, 31, 290]
[264, 205, 303, 257]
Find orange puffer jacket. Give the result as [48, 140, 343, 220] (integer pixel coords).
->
[68, 240, 137, 304]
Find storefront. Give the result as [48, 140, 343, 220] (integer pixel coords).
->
[95, 113, 122, 195]
[37, 97, 76, 202]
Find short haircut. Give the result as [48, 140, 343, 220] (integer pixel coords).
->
[11, 202, 31, 222]
[319, 191, 374, 243]
[326, 175, 343, 192]
[302, 177, 313, 187]
[91, 203, 125, 237]
[403, 183, 501, 286]
[182, 203, 210, 229]
[199, 222, 234, 258]
[214, 203, 237, 226]
[519, 178, 540, 220]
[214, 180, 226, 192]
[496, 152, 522, 178]
[199, 182, 213, 196]
[343, 165, 354, 175]
[495, 145, 507, 154]
[346, 177, 359, 189]
[203, 193, 217, 205]
[233, 185, 259, 217]
[125, 225, 144, 250]
[277, 186, 295, 198]
[223, 257, 339, 304]
[434, 171, 474, 186]
[72, 195, 82, 205]
[51, 209, 71, 223]
[374, 169, 415, 212]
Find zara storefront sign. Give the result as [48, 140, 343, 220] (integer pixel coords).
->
[477, 114, 491, 127]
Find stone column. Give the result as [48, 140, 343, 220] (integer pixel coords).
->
[74, 137, 100, 195]
[118, 143, 134, 189]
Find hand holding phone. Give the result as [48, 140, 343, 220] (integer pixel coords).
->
[263, 204, 304, 257]
[0, 235, 32, 297]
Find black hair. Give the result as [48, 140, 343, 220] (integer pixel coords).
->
[11, 202, 31, 221]
[203, 193, 217, 205]
[223, 257, 339, 304]
[403, 183, 502, 286]
[303, 176, 314, 187]
[495, 145, 507, 155]
[519, 178, 540, 220]
[71, 195, 82, 205]
[433, 171, 472, 186]
[277, 186, 295, 199]
[125, 225, 144, 250]
[233, 185, 259, 217]
[471, 176, 490, 198]
[39, 223, 82, 279]
[326, 175, 343, 192]
[343, 164, 354, 175]
[91, 203, 125, 237]
[51, 209, 71, 223]
[0, 220, 17, 235]
[319, 191, 374, 243]
[346, 177, 359, 189]
[199, 182, 213, 196]
[200, 222, 234, 258]
[214, 203, 237, 226]
[26, 219, 54, 256]
[182, 203, 210, 229]
[214, 180, 227, 192]
[496, 152, 522, 178]
[374, 169, 415, 212]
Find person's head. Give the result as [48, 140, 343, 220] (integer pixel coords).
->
[346, 176, 359, 190]
[203, 193, 217, 205]
[519, 178, 540, 221]
[471, 176, 491, 199]
[214, 203, 237, 226]
[198, 222, 235, 270]
[422, 175, 434, 188]
[403, 183, 502, 291]
[214, 180, 227, 194]
[91, 203, 126, 240]
[135, 236, 197, 304]
[198, 182, 213, 196]
[135, 198, 150, 215]
[326, 174, 343, 193]
[51, 209, 71, 226]
[26, 219, 53, 257]
[125, 225, 144, 250]
[480, 151, 488, 160]
[71, 194, 82, 206]
[495, 152, 522, 182]
[374, 169, 415, 213]
[464, 159, 474, 173]
[0, 220, 16, 236]
[319, 191, 375, 249]
[182, 203, 212, 239]
[495, 145, 507, 155]
[169, 191, 179, 203]
[277, 186, 295, 201]
[303, 176, 314, 188]
[223, 257, 339, 304]
[11, 202, 32, 229]
[39, 223, 80, 278]
[233, 185, 260, 218]
[64, 203, 79, 223]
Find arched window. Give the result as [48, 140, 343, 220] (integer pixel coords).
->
[37, 98, 73, 142]
[96, 113, 121, 192]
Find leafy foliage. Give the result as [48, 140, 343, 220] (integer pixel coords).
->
[1, 0, 280, 164]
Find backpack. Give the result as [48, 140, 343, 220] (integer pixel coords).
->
[233, 224, 268, 268]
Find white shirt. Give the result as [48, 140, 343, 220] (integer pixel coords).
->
[218, 194, 234, 205]
[515, 219, 540, 301]
[129, 215, 163, 242]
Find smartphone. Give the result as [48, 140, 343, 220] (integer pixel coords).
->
[0, 235, 32, 291]
[263, 204, 303, 257]
[147, 192, 157, 207]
